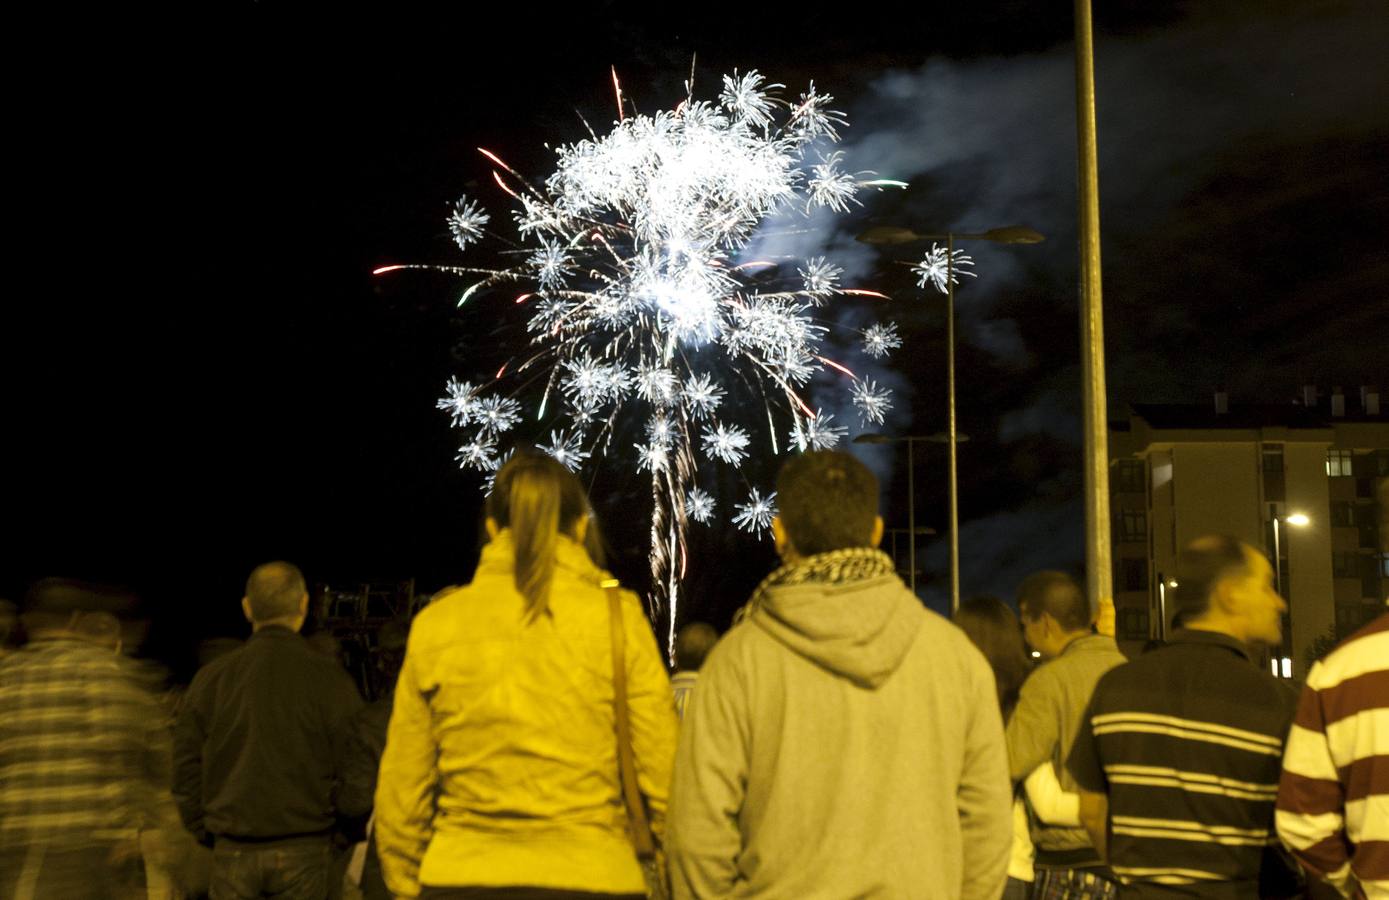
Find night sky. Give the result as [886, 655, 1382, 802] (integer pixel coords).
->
[8, 1, 1387, 675]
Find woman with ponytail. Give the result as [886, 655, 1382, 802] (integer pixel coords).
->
[374, 452, 679, 900]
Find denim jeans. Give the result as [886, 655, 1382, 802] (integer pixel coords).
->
[210, 836, 331, 900]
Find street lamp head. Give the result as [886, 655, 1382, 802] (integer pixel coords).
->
[855, 225, 922, 245]
[1285, 513, 1311, 527]
[980, 225, 1046, 245]
[852, 433, 893, 445]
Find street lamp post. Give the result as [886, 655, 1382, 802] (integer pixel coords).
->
[857, 224, 1042, 613]
[854, 432, 969, 600]
[1269, 510, 1309, 677]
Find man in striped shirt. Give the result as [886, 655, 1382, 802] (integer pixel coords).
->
[1068, 535, 1300, 897]
[1277, 607, 1388, 898]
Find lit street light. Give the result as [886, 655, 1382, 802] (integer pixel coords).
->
[856, 224, 1042, 613]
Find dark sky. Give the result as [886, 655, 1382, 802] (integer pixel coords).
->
[7, 1, 1387, 670]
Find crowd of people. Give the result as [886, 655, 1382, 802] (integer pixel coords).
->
[0, 449, 1384, 900]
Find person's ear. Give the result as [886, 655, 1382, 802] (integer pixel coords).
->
[485, 517, 501, 539]
[772, 516, 793, 557]
[241, 597, 254, 624]
[870, 515, 884, 548]
[1209, 574, 1241, 618]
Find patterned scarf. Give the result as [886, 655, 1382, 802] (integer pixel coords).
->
[736, 546, 898, 623]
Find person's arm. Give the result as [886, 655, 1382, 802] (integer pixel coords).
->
[957, 654, 1013, 900]
[1276, 670, 1356, 896]
[619, 590, 679, 842]
[1024, 762, 1081, 826]
[1066, 686, 1110, 860]
[1078, 790, 1108, 862]
[1005, 668, 1058, 781]
[171, 679, 208, 844]
[666, 638, 748, 900]
[374, 637, 438, 900]
[336, 704, 379, 821]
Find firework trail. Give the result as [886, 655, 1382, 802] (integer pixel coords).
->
[384, 69, 970, 660]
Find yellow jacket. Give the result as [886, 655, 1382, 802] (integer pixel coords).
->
[375, 530, 678, 897]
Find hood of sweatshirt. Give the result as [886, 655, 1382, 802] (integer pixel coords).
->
[750, 574, 925, 688]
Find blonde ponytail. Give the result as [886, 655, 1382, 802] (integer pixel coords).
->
[486, 450, 598, 623]
[508, 465, 560, 621]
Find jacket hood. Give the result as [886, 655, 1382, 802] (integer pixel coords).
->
[750, 574, 924, 688]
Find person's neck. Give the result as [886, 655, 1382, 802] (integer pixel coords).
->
[252, 618, 301, 633]
[1182, 618, 1246, 644]
[1053, 629, 1091, 656]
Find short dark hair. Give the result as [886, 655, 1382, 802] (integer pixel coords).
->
[1017, 571, 1090, 632]
[245, 561, 307, 622]
[1171, 535, 1250, 621]
[775, 451, 879, 556]
[675, 622, 719, 672]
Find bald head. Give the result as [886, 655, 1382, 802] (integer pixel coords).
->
[244, 561, 308, 625]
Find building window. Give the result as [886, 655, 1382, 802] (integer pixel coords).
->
[1331, 501, 1356, 527]
[1381, 554, 1389, 578]
[1114, 460, 1145, 494]
[1327, 449, 1354, 477]
[1117, 509, 1147, 542]
[1118, 608, 1149, 640]
[1333, 552, 1360, 578]
[1377, 450, 1389, 477]
[1263, 445, 1285, 472]
[1120, 557, 1147, 592]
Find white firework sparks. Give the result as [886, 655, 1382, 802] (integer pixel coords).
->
[862, 322, 902, 359]
[541, 429, 589, 471]
[456, 434, 499, 472]
[790, 410, 847, 451]
[394, 71, 978, 655]
[473, 395, 522, 435]
[732, 488, 777, 534]
[437, 378, 481, 426]
[851, 378, 893, 426]
[913, 243, 977, 293]
[806, 151, 860, 214]
[798, 256, 842, 301]
[702, 423, 750, 465]
[685, 488, 715, 523]
[681, 373, 724, 420]
[447, 196, 490, 251]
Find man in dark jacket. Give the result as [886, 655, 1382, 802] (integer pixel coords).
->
[174, 561, 362, 899]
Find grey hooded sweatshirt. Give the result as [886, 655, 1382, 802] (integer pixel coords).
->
[667, 569, 1012, 899]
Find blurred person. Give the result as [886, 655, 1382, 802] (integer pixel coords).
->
[0, 598, 18, 654]
[1007, 571, 1126, 899]
[956, 597, 1084, 900]
[339, 619, 411, 900]
[174, 562, 363, 900]
[670, 622, 717, 720]
[1069, 536, 1299, 897]
[1277, 602, 1389, 898]
[374, 452, 678, 899]
[667, 451, 1011, 900]
[0, 579, 189, 900]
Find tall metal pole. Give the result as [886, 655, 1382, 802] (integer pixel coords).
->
[1075, 0, 1112, 612]
[946, 234, 961, 614]
[1271, 516, 1283, 597]
[907, 439, 917, 592]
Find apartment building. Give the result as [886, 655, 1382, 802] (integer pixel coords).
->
[1108, 385, 1387, 678]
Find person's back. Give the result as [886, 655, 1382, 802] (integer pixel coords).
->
[374, 452, 679, 899]
[667, 451, 1011, 900]
[174, 561, 362, 900]
[177, 627, 361, 840]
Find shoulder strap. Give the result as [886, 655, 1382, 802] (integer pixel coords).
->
[606, 580, 656, 858]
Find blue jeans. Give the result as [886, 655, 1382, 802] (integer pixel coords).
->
[210, 837, 331, 900]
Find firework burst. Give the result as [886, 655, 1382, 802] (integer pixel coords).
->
[384, 70, 979, 658]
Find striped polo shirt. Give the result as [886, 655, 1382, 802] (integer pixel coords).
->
[1277, 611, 1389, 898]
[1068, 629, 1299, 897]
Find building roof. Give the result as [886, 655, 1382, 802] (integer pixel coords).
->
[1130, 403, 1384, 431]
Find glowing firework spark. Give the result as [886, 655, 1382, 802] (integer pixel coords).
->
[913, 243, 976, 293]
[392, 70, 979, 659]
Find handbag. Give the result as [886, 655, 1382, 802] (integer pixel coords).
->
[605, 579, 670, 900]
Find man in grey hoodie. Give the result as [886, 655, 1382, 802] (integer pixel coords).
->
[667, 450, 1012, 899]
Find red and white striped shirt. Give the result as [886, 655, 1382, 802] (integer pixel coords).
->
[1277, 611, 1389, 899]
